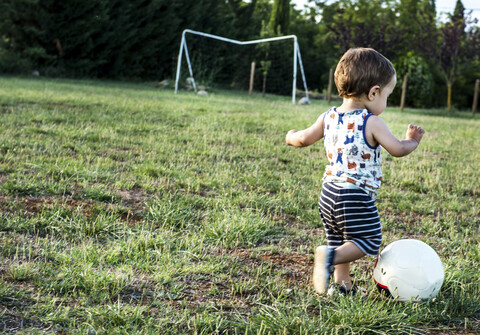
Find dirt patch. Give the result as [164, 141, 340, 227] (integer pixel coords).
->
[116, 189, 150, 205]
[0, 311, 47, 334]
[118, 276, 158, 305]
[156, 248, 313, 314]
[0, 194, 145, 225]
[256, 251, 311, 285]
[421, 318, 480, 335]
[156, 272, 252, 316]
[272, 212, 300, 227]
[116, 189, 150, 224]
[0, 279, 47, 333]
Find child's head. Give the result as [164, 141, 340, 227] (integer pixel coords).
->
[334, 48, 396, 99]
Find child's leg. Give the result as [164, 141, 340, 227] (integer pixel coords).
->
[313, 242, 365, 294]
[331, 262, 367, 296]
[334, 241, 365, 264]
[333, 242, 366, 290]
[333, 263, 352, 288]
[316, 183, 376, 294]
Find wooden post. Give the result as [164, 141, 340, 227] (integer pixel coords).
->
[472, 79, 479, 115]
[262, 73, 267, 97]
[249, 62, 255, 96]
[447, 82, 452, 113]
[327, 68, 333, 103]
[400, 74, 408, 112]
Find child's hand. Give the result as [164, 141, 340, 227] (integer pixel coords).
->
[286, 129, 298, 145]
[285, 113, 325, 147]
[406, 124, 425, 144]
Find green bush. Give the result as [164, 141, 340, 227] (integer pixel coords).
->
[0, 49, 33, 74]
[391, 52, 435, 108]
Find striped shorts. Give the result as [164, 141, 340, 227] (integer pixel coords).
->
[318, 183, 382, 256]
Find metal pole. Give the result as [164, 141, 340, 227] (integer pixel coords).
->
[292, 37, 298, 104]
[296, 43, 309, 100]
[327, 69, 333, 103]
[175, 29, 309, 103]
[174, 32, 186, 94]
[183, 38, 197, 93]
[183, 29, 298, 46]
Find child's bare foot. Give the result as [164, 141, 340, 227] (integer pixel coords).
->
[313, 246, 335, 294]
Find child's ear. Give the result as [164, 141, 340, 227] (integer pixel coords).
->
[368, 85, 380, 101]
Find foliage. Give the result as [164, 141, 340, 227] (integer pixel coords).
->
[0, 0, 53, 73]
[0, 0, 238, 80]
[396, 0, 437, 53]
[316, 0, 401, 58]
[413, 0, 480, 111]
[390, 52, 435, 108]
[268, 0, 291, 35]
[0, 0, 479, 109]
[289, 5, 332, 92]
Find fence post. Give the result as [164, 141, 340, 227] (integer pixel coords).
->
[249, 62, 255, 96]
[327, 68, 333, 103]
[472, 79, 479, 116]
[400, 74, 408, 112]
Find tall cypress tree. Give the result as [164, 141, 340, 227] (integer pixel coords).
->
[0, 0, 52, 73]
[441, 0, 467, 111]
[43, 0, 110, 77]
[0, 0, 255, 80]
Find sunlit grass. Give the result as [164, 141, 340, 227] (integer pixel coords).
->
[0, 76, 479, 333]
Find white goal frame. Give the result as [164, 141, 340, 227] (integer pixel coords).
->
[175, 29, 309, 104]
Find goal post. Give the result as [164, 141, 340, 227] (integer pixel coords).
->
[175, 29, 309, 104]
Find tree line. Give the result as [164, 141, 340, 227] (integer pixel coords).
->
[0, 0, 478, 110]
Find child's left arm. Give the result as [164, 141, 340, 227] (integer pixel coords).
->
[285, 113, 325, 147]
[368, 116, 425, 157]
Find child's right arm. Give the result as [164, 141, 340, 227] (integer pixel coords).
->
[367, 116, 425, 157]
[285, 113, 325, 147]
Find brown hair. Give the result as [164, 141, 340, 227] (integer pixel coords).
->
[334, 48, 396, 99]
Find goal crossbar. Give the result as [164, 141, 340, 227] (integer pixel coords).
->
[175, 29, 309, 104]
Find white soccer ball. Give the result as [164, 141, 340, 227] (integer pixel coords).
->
[373, 239, 444, 302]
[298, 97, 311, 105]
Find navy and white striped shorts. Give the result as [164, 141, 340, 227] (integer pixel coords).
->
[318, 182, 382, 256]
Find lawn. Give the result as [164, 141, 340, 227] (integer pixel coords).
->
[0, 76, 479, 334]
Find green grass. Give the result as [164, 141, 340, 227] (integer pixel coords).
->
[0, 76, 479, 334]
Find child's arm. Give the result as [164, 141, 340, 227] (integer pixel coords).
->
[286, 113, 325, 147]
[368, 116, 425, 157]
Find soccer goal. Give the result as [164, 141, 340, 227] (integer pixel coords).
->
[175, 29, 309, 104]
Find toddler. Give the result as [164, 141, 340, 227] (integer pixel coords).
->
[285, 48, 425, 295]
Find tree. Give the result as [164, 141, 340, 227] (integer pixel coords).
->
[101, 0, 168, 79]
[388, 0, 437, 108]
[289, 4, 331, 93]
[441, 1, 466, 111]
[228, 0, 260, 40]
[46, 0, 110, 77]
[416, 0, 478, 111]
[0, 0, 52, 73]
[317, 0, 403, 59]
[390, 51, 435, 108]
[268, 0, 290, 35]
[397, 0, 436, 52]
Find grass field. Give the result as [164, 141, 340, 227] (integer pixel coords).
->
[0, 76, 479, 334]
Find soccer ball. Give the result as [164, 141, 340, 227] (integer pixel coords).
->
[373, 239, 444, 302]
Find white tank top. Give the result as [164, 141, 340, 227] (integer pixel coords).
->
[322, 107, 382, 195]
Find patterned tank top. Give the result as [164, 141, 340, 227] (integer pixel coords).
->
[322, 107, 382, 194]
